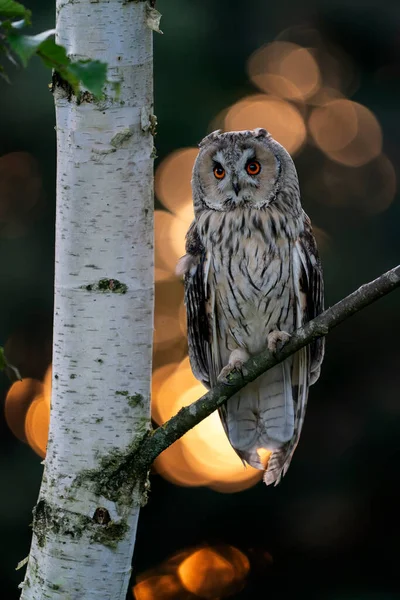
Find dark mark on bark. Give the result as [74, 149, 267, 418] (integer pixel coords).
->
[83, 279, 128, 294]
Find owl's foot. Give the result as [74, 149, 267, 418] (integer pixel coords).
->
[267, 330, 291, 353]
[217, 349, 250, 384]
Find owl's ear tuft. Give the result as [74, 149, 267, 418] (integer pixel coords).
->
[199, 130, 222, 148]
[254, 128, 269, 139]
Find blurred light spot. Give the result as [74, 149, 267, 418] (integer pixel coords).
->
[152, 363, 200, 425]
[154, 441, 212, 488]
[317, 46, 359, 98]
[154, 149, 196, 281]
[307, 86, 344, 106]
[308, 99, 358, 152]
[152, 339, 187, 373]
[154, 267, 174, 282]
[275, 26, 359, 97]
[25, 393, 50, 458]
[151, 363, 179, 425]
[154, 210, 187, 276]
[152, 365, 212, 487]
[307, 154, 396, 215]
[0, 152, 44, 238]
[308, 100, 382, 166]
[133, 574, 186, 600]
[5, 361, 52, 457]
[154, 314, 181, 347]
[162, 548, 198, 571]
[174, 200, 194, 225]
[179, 549, 234, 598]
[43, 364, 52, 402]
[220, 545, 250, 581]
[178, 545, 249, 599]
[153, 281, 185, 351]
[154, 202, 194, 282]
[152, 357, 262, 492]
[178, 299, 187, 336]
[134, 545, 249, 599]
[224, 95, 306, 155]
[247, 42, 321, 101]
[155, 148, 198, 217]
[175, 356, 191, 374]
[5, 378, 43, 443]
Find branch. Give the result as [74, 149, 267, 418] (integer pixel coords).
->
[113, 264, 400, 483]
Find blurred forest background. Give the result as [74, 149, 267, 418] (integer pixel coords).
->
[1, 0, 400, 598]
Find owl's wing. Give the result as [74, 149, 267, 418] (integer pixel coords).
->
[179, 221, 212, 389]
[296, 213, 325, 382]
[264, 214, 324, 485]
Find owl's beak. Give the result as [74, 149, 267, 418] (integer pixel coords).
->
[232, 179, 241, 196]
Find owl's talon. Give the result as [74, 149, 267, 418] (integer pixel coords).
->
[267, 330, 291, 353]
[217, 364, 236, 385]
[217, 349, 250, 384]
[235, 362, 249, 378]
[217, 364, 244, 385]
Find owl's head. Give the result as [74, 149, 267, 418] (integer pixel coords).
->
[192, 128, 299, 212]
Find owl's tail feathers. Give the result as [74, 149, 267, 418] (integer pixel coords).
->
[238, 446, 289, 487]
[263, 449, 288, 485]
[264, 347, 310, 485]
[222, 362, 295, 477]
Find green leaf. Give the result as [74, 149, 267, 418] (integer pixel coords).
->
[8, 28, 55, 66]
[56, 66, 80, 93]
[0, 0, 30, 20]
[68, 60, 107, 98]
[36, 39, 107, 97]
[35, 36, 69, 68]
[4, 21, 107, 97]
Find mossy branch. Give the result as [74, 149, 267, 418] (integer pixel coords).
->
[110, 264, 400, 485]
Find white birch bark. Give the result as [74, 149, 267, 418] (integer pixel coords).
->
[20, 1, 154, 598]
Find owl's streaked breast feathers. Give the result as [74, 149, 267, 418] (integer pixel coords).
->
[178, 128, 324, 485]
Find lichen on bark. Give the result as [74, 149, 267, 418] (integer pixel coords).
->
[72, 424, 152, 507]
[32, 498, 130, 550]
[83, 279, 128, 293]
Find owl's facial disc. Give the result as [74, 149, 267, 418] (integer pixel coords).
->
[198, 138, 281, 211]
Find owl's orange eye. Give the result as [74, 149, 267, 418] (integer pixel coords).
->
[213, 165, 225, 179]
[246, 160, 261, 176]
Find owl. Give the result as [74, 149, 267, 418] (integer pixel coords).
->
[177, 128, 324, 485]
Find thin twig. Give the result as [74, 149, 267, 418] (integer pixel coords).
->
[130, 264, 400, 474]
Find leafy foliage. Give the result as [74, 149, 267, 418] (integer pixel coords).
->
[0, 0, 30, 20]
[0, 0, 107, 96]
[7, 27, 56, 66]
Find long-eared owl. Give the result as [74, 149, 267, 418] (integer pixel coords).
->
[177, 128, 324, 485]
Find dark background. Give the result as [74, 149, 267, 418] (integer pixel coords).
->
[1, 0, 400, 598]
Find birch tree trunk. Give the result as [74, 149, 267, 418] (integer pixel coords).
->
[20, 1, 154, 598]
